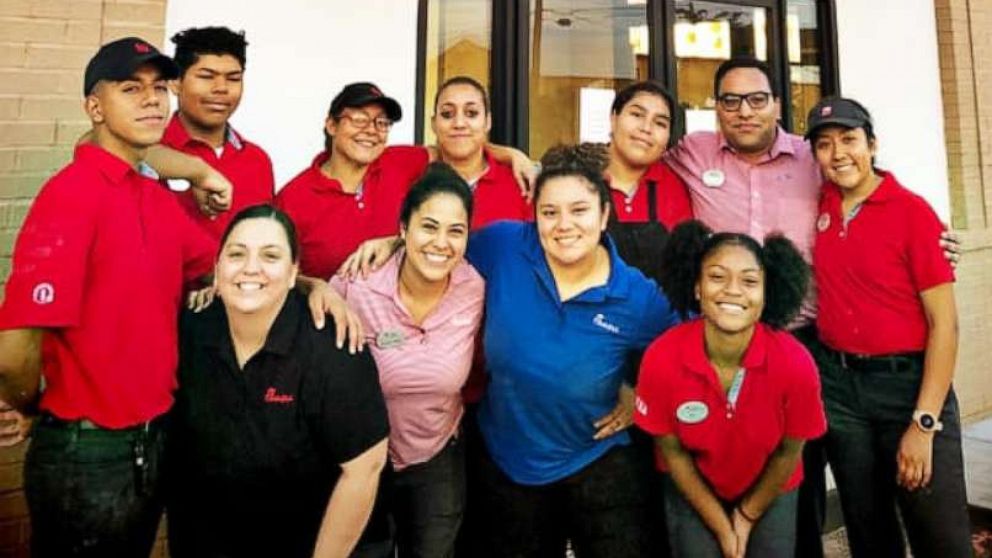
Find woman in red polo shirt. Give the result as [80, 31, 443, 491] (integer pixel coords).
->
[634, 220, 826, 558]
[806, 97, 971, 558]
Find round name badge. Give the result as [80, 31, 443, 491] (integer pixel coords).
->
[676, 401, 709, 424]
[376, 330, 405, 349]
[817, 212, 831, 232]
[702, 169, 725, 188]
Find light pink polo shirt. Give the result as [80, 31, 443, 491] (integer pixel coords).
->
[665, 127, 821, 262]
[665, 127, 821, 324]
[329, 251, 484, 471]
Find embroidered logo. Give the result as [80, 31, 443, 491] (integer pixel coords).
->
[593, 313, 620, 334]
[817, 212, 831, 232]
[451, 314, 472, 327]
[134, 42, 151, 54]
[635, 395, 648, 416]
[264, 387, 294, 404]
[821, 105, 833, 117]
[31, 283, 54, 305]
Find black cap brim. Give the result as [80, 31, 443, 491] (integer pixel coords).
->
[85, 53, 179, 95]
[344, 94, 403, 122]
[805, 117, 867, 140]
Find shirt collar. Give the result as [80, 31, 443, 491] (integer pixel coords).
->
[684, 319, 769, 377]
[822, 169, 899, 205]
[164, 112, 245, 152]
[74, 144, 140, 186]
[520, 224, 632, 304]
[718, 126, 795, 161]
[364, 249, 477, 299]
[307, 150, 374, 195]
[201, 289, 303, 358]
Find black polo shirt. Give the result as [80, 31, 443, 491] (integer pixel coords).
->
[167, 289, 388, 558]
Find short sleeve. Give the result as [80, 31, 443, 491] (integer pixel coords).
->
[0, 175, 99, 328]
[904, 196, 954, 292]
[634, 338, 676, 436]
[178, 206, 215, 284]
[657, 164, 694, 230]
[311, 336, 389, 464]
[328, 274, 349, 297]
[782, 341, 827, 440]
[379, 145, 431, 187]
[466, 221, 519, 280]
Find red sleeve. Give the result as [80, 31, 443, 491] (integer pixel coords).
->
[781, 338, 827, 440]
[379, 145, 430, 187]
[177, 202, 215, 284]
[904, 196, 954, 292]
[657, 163, 694, 230]
[634, 336, 676, 436]
[0, 173, 98, 329]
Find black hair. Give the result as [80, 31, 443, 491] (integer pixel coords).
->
[611, 80, 675, 118]
[713, 56, 778, 98]
[399, 162, 474, 228]
[433, 76, 489, 114]
[534, 144, 611, 213]
[171, 27, 247, 77]
[658, 220, 809, 329]
[219, 204, 300, 262]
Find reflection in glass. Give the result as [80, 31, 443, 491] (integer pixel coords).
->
[528, 0, 648, 159]
[673, 1, 769, 133]
[422, 0, 492, 144]
[788, 0, 822, 135]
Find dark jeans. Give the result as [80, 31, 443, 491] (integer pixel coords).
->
[473, 443, 654, 558]
[25, 415, 165, 558]
[392, 436, 466, 558]
[663, 475, 798, 557]
[790, 325, 831, 558]
[820, 348, 972, 558]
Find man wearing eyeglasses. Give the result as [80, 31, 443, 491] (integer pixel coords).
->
[664, 56, 827, 558]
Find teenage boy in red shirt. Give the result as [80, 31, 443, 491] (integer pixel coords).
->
[0, 38, 214, 557]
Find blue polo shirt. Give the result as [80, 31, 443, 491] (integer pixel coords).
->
[468, 221, 679, 485]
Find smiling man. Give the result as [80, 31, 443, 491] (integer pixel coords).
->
[162, 27, 275, 245]
[0, 38, 214, 557]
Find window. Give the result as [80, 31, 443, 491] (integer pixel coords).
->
[417, 0, 838, 149]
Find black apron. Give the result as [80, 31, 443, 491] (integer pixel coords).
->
[606, 180, 672, 286]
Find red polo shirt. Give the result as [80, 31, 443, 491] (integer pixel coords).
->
[470, 151, 532, 228]
[814, 171, 953, 355]
[275, 146, 430, 279]
[608, 161, 693, 228]
[161, 114, 275, 247]
[634, 319, 826, 501]
[0, 144, 214, 428]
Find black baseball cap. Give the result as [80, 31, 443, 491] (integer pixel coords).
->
[83, 37, 180, 96]
[328, 82, 402, 122]
[805, 97, 873, 139]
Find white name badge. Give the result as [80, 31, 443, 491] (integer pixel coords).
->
[376, 330, 405, 349]
[676, 401, 709, 424]
[702, 169, 725, 188]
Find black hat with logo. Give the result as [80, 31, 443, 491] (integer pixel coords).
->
[83, 37, 179, 96]
[328, 82, 402, 122]
[805, 97, 873, 140]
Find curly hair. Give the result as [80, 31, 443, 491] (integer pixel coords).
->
[658, 220, 809, 329]
[534, 144, 611, 211]
[171, 27, 248, 76]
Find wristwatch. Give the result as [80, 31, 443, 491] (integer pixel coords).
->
[912, 410, 943, 433]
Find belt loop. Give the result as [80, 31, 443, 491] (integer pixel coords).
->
[838, 351, 848, 369]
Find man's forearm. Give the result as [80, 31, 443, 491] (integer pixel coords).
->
[0, 329, 43, 412]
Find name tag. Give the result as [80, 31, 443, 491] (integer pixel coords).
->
[702, 169, 725, 188]
[376, 330, 405, 349]
[676, 401, 709, 424]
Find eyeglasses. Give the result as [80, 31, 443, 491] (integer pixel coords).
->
[717, 91, 772, 112]
[338, 112, 393, 132]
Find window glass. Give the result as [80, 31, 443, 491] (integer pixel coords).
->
[528, 0, 648, 159]
[422, 0, 492, 144]
[788, 0, 822, 135]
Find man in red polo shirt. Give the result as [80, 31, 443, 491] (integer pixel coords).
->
[0, 38, 213, 557]
[162, 27, 275, 244]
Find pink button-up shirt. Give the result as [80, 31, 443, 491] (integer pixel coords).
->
[330, 251, 484, 470]
[666, 128, 822, 323]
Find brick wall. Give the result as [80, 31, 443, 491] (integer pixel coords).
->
[934, 0, 992, 422]
[0, 2, 168, 554]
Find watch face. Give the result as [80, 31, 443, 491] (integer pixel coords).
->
[920, 414, 935, 429]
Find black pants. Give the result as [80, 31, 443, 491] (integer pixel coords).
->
[25, 416, 165, 558]
[391, 436, 466, 558]
[473, 443, 653, 558]
[790, 325, 831, 558]
[820, 348, 971, 558]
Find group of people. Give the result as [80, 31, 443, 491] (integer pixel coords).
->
[0, 23, 973, 558]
